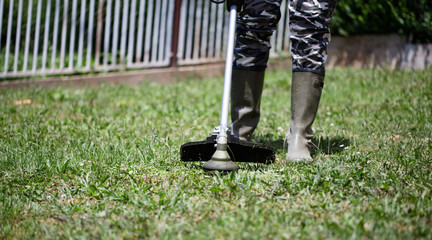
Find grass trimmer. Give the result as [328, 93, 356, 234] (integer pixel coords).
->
[180, 1, 276, 171]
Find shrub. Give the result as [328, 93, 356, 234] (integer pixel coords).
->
[330, 0, 432, 43]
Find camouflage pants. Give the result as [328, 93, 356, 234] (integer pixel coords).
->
[233, 0, 338, 76]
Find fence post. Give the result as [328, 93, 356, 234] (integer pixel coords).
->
[0, 0, 4, 52]
[4, 0, 14, 74]
[13, 0, 24, 73]
[95, 0, 104, 68]
[23, 0, 33, 72]
[86, 0, 96, 70]
[170, 0, 182, 67]
[41, 0, 51, 72]
[59, 0, 69, 71]
[33, 0, 43, 72]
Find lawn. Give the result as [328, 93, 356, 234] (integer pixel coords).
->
[0, 67, 431, 239]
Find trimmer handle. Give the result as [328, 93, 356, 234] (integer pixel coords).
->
[210, 0, 244, 12]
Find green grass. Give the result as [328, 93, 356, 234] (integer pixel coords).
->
[1, 67, 431, 239]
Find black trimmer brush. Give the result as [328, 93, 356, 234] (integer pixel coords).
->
[180, 2, 276, 171]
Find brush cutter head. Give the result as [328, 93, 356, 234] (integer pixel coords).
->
[180, 133, 276, 164]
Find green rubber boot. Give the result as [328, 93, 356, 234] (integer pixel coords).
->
[230, 69, 265, 141]
[287, 72, 324, 162]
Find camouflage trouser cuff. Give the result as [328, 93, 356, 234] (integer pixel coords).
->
[233, 65, 267, 72]
[292, 68, 326, 76]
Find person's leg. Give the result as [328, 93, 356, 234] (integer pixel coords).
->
[231, 0, 281, 141]
[287, 0, 337, 162]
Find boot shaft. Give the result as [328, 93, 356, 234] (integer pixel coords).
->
[290, 72, 324, 135]
[287, 71, 324, 162]
[230, 69, 265, 141]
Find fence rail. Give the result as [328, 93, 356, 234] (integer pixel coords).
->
[0, 0, 290, 79]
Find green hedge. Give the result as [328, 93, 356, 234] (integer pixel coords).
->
[330, 0, 432, 43]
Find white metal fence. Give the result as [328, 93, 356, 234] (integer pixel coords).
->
[0, 0, 290, 79]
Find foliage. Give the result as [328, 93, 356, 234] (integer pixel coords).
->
[1, 67, 432, 239]
[330, 0, 432, 43]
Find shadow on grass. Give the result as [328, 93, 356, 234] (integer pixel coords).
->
[256, 134, 351, 155]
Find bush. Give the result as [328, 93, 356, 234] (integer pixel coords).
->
[330, 0, 432, 43]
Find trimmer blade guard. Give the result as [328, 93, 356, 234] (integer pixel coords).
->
[180, 135, 276, 163]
